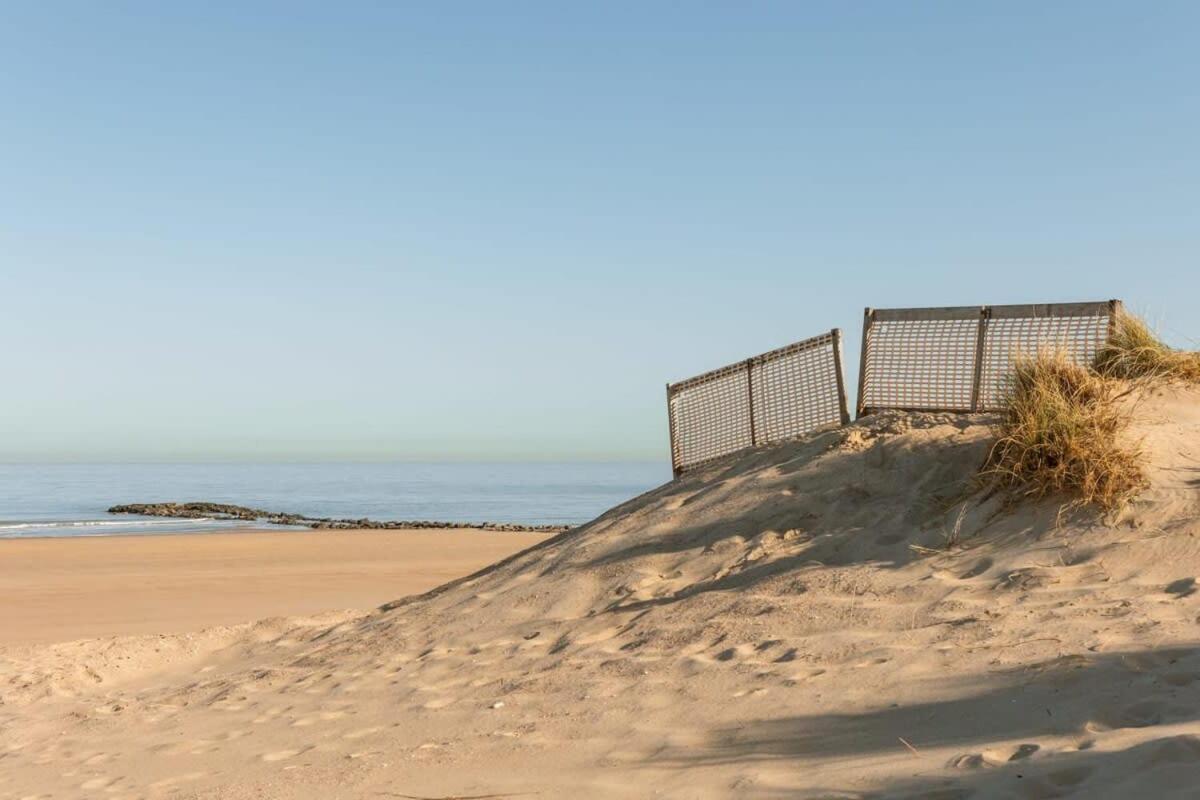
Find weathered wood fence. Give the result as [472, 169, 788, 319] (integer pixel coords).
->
[666, 330, 849, 476]
[666, 300, 1122, 476]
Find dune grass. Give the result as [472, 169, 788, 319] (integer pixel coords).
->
[981, 350, 1145, 511]
[1095, 311, 1200, 382]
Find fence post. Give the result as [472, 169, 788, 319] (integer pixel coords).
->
[745, 359, 758, 446]
[831, 328, 851, 426]
[1107, 298, 1123, 342]
[666, 383, 681, 478]
[855, 308, 873, 418]
[969, 306, 990, 412]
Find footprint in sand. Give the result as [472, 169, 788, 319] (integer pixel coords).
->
[1091, 699, 1166, 730]
[147, 741, 192, 756]
[78, 775, 121, 790]
[291, 710, 348, 727]
[573, 625, 624, 646]
[421, 695, 457, 710]
[342, 726, 384, 740]
[1163, 670, 1199, 686]
[677, 481, 729, 508]
[1008, 743, 1040, 761]
[260, 746, 312, 762]
[252, 708, 286, 724]
[1121, 650, 1183, 672]
[979, 743, 1036, 763]
[148, 772, 206, 789]
[995, 568, 1057, 592]
[219, 729, 252, 741]
[1060, 547, 1097, 566]
[1143, 734, 1200, 765]
[347, 750, 383, 760]
[1166, 577, 1197, 598]
[959, 557, 994, 579]
[947, 752, 989, 769]
[1046, 764, 1094, 787]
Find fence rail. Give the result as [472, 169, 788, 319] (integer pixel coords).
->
[857, 300, 1121, 416]
[667, 329, 850, 476]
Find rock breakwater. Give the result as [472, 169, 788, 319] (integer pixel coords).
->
[107, 502, 568, 533]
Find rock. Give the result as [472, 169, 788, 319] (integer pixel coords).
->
[108, 502, 568, 534]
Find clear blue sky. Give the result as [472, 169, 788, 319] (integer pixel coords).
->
[2, 2, 1197, 462]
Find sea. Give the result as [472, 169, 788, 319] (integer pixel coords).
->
[0, 462, 670, 538]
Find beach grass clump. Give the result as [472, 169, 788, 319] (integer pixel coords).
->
[981, 350, 1145, 511]
[1094, 311, 1200, 382]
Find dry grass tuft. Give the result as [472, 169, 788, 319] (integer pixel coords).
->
[1095, 311, 1200, 382]
[981, 350, 1145, 511]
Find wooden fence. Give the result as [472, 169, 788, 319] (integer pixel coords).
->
[666, 330, 850, 476]
[856, 300, 1121, 416]
[664, 299, 1126, 477]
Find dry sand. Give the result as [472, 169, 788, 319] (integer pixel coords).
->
[4, 387, 1200, 798]
[0, 529, 549, 645]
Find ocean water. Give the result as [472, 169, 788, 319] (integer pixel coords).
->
[0, 462, 670, 538]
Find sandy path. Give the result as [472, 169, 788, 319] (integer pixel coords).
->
[0, 528, 548, 645]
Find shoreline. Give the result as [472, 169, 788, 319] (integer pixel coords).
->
[0, 520, 559, 541]
[0, 523, 302, 541]
[0, 527, 551, 645]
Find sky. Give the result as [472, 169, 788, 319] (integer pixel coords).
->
[2, 2, 1197, 462]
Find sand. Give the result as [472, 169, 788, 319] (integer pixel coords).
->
[4, 387, 1200, 798]
[0, 528, 549, 645]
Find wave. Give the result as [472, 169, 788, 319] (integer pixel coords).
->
[0, 517, 217, 531]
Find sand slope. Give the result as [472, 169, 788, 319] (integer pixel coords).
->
[4, 387, 1200, 798]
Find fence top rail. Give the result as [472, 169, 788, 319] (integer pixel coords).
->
[871, 306, 982, 322]
[667, 329, 839, 396]
[870, 300, 1117, 323]
[987, 300, 1117, 319]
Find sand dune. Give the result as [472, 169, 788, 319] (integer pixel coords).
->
[4, 387, 1200, 798]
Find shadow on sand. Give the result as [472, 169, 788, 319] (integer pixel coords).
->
[650, 645, 1200, 798]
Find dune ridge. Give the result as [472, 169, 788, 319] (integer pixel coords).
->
[4, 387, 1200, 798]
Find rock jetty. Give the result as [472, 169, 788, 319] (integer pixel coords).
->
[107, 502, 568, 533]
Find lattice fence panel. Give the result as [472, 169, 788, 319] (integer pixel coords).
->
[751, 333, 844, 444]
[977, 305, 1112, 409]
[668, 367, 753, 473]
[858, 301, 1120, 416]
[859, 311, 980, 412]
[668, 330, 849, 475]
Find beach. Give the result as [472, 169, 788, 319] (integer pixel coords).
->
[3, 389, 1200, 797]
[0, 528, 549, 646]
